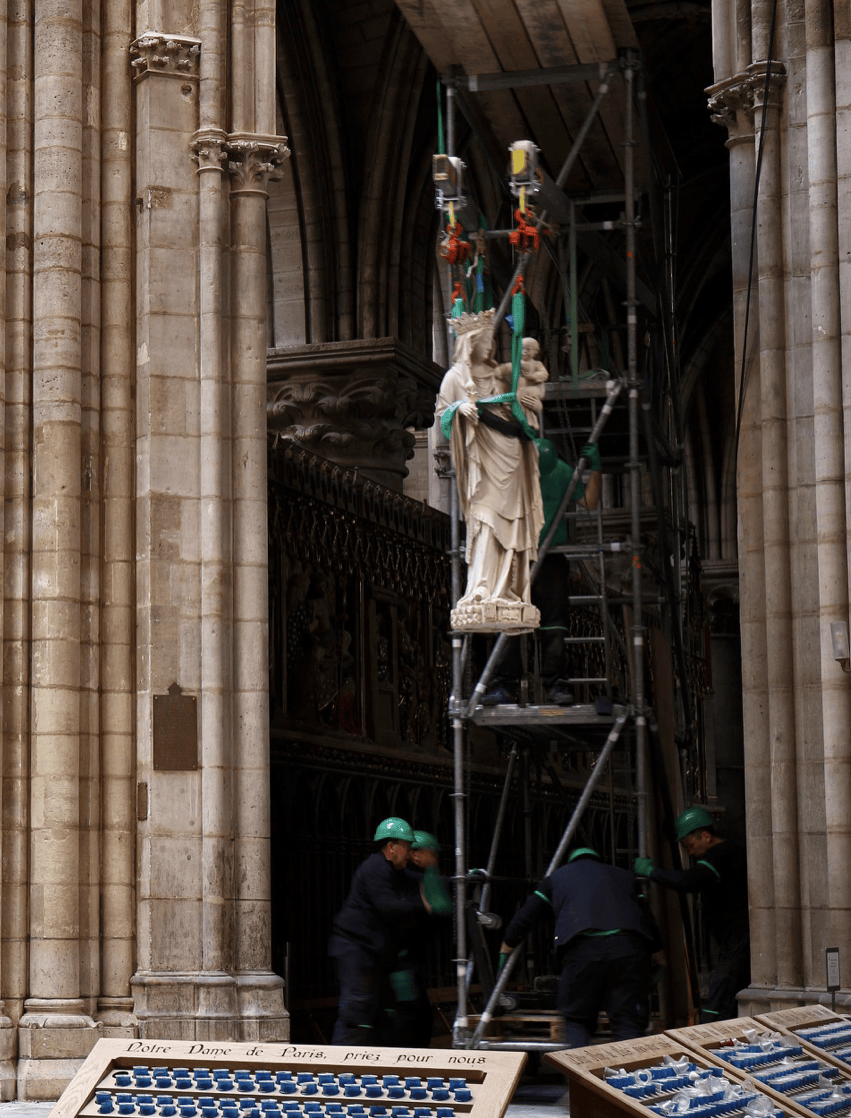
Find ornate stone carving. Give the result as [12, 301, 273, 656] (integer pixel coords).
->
[226, 132, 290, 194]
[267, 339, 442, 491]
[706, 61, 786, 145]
[130, 33, 201, 80]
[450, 598, 540, 634]
[191, 128, 228, 173]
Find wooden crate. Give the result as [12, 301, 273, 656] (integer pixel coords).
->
[48, 1039, 527, 1118]
[756, 1004, 851, 1073]
[669, 1014, 851, 1116]
[547, 1031, 804, 1117]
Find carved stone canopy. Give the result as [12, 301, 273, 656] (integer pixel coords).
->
[267, 338, 442, 492]
[130, 32, 201, 81]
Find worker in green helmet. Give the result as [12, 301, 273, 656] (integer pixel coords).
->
[634, 806, 749, 1022]
[384, 830, 451, 1048]
[329, 817, 452, 1044]
[499, 847, 661, 1047]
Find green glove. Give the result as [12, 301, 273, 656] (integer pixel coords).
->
[467, 867, 487, 880]
[580, 442, 601, 471]
[498, 952, 509, 973]
[634, 856, 655, 877]
[423, 864, 452, 915]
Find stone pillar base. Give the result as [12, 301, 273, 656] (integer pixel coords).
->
[236, 972, 289, 1042]
[95, 997, 138, 1039]
[0, 1008, 16, 1101]
[17, 1000, 102, 1101]
[737, 984, 844, 1016]
[131, 972, 288, 1042]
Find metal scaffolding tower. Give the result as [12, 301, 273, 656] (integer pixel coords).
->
[435, 50, 698, 1051]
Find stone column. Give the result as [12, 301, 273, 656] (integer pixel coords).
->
[0, 0, 15, 1099]
[130, 27, 208, 1038]
[227, 135, 290, 1038]
[805, 0, 851, 972]
[3, 0, 33, 1046]
[79, 0, 103, 1022]
[705, 64, 784, 1002]
[749, 55, 803, 993]
[97, 0, 137, 1036]
[19, 0, 101, 1098]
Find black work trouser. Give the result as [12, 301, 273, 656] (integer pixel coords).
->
[391, 962, 433, 1048]
[557, 933, 652, 1048]
[495, 555, 571, 687]
[702, 931, 751, 1022]
[329, 934, 386, 1044]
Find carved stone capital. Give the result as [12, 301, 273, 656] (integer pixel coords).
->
[706, 61, 786, 146]
[130, 32, 201, 81]
[191, 128, 228, 173]
[226, 132, 291, 195]
[267, 339, 442, 491]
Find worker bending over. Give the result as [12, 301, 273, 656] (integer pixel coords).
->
[329, 817, 452, 1044]
[500, 847, 661, 1048]
[635, 806, 750, 1022]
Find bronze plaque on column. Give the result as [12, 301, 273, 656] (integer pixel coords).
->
[153, 682, 198, 770]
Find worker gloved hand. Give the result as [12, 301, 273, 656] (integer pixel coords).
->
[467, 867, 488, 881]
[634, 856, 655, 877]
[650, 962, 668, 985]
[498, 952, 510, 974]
[580, 442, 601, 471]
[423, 864, 453, 915]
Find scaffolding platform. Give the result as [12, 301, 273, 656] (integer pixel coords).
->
[468, 703, 630, 752]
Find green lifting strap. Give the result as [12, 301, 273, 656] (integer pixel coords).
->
[507, 288, 537, 439]
[436, 80, 445, 156]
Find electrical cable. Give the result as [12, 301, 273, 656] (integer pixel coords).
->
[733, 0, 780, 458]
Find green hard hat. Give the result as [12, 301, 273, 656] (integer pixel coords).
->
[411, 830, 440, 852]
[567, 847, 600, 863]
[535, 438, 559, 477]
[675, 806, 715, 842]
[373, 817, 415, 843]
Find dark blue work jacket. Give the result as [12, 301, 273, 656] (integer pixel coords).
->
[504, 859, 660, 953]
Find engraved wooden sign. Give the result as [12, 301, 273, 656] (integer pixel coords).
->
[48, 1037, 527, 1118]
[153, 682, 198, 770]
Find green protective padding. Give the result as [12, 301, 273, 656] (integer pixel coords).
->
[422, 864, 452, 915]
[580, 442, 601, 471]
[389, 968, 419, 1003]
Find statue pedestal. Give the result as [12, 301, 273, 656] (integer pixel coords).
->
[451, 600, 540, 633]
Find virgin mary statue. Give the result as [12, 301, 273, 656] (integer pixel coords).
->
[435, 310, 544, 632]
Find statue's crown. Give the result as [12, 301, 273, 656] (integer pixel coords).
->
[452, 308, 495, 336]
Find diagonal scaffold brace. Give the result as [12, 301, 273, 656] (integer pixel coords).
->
[465, 705, 632, 1048]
